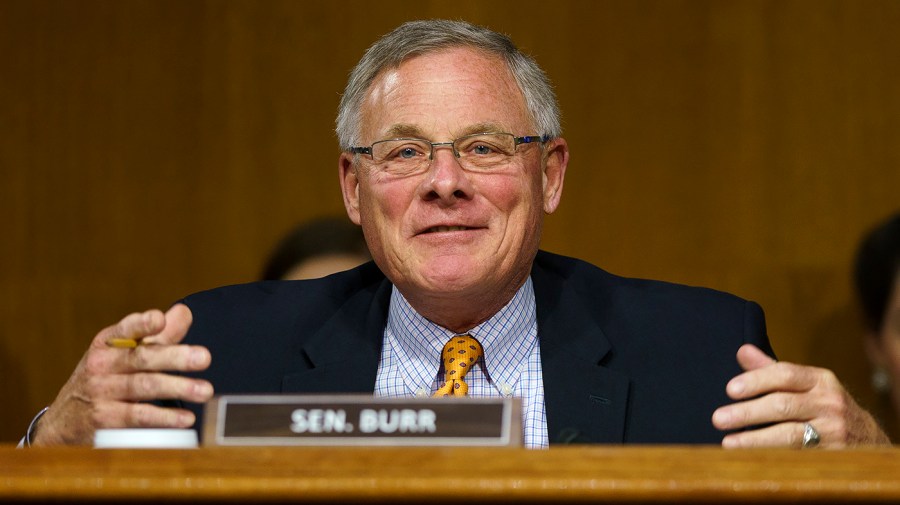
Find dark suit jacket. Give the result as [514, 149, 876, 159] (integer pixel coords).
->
[175, 250, 773, 445]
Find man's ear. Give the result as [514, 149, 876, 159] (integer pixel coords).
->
[339, 153, 362, 225]
[541, 137, 569, 214]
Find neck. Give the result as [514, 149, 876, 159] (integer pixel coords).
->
[398, 275, 528, 333]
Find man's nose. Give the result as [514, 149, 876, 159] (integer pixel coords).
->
[420, 146, 473, 203]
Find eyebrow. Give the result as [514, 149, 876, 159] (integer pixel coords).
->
[380, 122, 509, 141]
[383, 124, 424, 139]
[460, 122, 507, 136]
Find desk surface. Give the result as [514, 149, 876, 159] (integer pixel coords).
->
[3, 445, 900, 503]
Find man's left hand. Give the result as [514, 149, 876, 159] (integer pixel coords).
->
[712, 344, 891, 448]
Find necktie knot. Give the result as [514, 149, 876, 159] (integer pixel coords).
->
[434, 334, 483, 397]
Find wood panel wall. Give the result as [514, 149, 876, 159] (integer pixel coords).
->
[2, 0, 898, 442]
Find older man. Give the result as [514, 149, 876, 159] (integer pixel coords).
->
[27, 20, 889, 448]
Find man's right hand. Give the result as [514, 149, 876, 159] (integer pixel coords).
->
[31, 303, 214, 446]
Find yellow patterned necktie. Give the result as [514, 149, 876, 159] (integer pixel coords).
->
[434, 334, 483, 397]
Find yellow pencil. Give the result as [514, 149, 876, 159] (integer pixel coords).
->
[107, 337, 139, 349]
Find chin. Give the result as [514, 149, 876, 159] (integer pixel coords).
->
[416, 259, 490, 294]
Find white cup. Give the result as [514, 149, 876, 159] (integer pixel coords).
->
[93, 429, 199, 449]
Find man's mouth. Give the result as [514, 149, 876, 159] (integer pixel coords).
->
[425, 226, 470, 233]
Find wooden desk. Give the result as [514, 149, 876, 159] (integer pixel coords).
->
[2, 445, 900, 503]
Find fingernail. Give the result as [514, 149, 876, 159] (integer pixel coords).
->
[190, 349, 208, 367]
[722, 436, 740, 449]
[713, 409, 730, 426]
[195, 382, 213, 398]
[729, 379, 745, 395]
[178, 412, 195, 427]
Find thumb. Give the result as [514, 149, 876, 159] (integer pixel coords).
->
[147, 303, 194, 345]
[735, 343, 776, 372]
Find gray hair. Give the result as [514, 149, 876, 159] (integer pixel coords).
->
[335, 19, 561, 150]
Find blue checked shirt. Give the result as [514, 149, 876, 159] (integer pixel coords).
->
[374, 277, 548, 448]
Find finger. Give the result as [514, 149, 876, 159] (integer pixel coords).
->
[92, 310, 166, 349]
[726, 361, 819, 400]
[86, 344, 211, 375]
[721, 421, 808, 449]
[88, 373, 214, 403]
[145, 303, 193, 345]
[95, 401, 199, 429]
[735, 344, 776, 371]
[713, 392, 811, 430]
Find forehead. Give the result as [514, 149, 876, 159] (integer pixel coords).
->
[360, 47, 532, 140]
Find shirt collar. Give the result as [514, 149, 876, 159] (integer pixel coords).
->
[386, 277, 538, 390]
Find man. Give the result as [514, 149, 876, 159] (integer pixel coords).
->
[26, 20, 889, 448]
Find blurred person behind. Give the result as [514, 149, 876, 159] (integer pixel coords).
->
[261, 216, 370, 281]
[854, 210, 900, 441]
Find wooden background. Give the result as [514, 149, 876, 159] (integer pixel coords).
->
[1, 0, 898, 442]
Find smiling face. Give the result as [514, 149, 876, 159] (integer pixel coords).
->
[339, 47, 567, 330]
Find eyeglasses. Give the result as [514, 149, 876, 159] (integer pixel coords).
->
[348, 132, 549, 176]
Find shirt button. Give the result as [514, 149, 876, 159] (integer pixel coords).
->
[415, 388, 428, 397]
[499, 383, 513, 396]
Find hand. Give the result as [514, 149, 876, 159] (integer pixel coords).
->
[712, 344, 890, 448]
[31, 303, 214, 446]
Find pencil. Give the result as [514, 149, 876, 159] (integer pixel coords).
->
[107, 337, 139, 349]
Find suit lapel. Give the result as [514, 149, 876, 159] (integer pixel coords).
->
[282, 271, 392, 394]
[532, 254, 631, 444]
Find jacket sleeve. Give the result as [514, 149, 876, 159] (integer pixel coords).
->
[744, 300, 777, 360]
